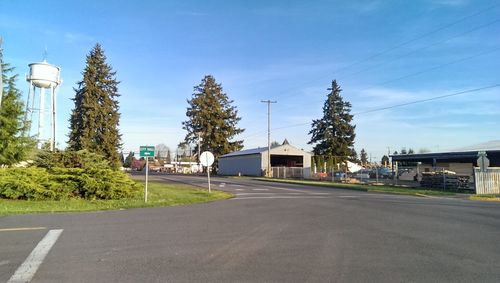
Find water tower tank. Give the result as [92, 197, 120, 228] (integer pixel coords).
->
[27, 61, 61, 88]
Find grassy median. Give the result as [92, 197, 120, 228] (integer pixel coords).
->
[0, 181, 232, 216]
[256, 178, 455, 197]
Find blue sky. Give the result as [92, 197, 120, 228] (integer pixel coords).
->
[1, 0, 499, 161]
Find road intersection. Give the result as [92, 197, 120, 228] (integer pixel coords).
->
[1, 175, 500, 282]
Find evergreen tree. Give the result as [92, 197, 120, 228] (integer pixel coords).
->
[308, 80, 356, 163]
[182, 75, 244, 168]
[68, 44, 122, 167]
[408, 148, 415, 154]
[124, 151, 134, 168]
[350, 148, 359, 163]
[0, 43, 34, 165]
[360, 148, 368, 165]
[271, 141, 281, 148]
[166, 149, 171, 164]
[119, 151, 125, 165]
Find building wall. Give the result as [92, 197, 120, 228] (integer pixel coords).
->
[260, 145, 312, 169]
[449, 163, 474, 175]
[219, 144, 312, 177]
[218, 154, 262, 176]
[261, 145, 312, 178]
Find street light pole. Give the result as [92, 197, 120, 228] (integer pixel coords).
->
[261, 100, 277, 177]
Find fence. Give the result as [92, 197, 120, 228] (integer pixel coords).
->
[349, 166, 474, 192]
[475, 168, 500, 195]
[271, 167, 305, 179]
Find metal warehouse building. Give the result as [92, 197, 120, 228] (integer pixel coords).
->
[218, 141, 312, 177]
[391, 140, 500, 176]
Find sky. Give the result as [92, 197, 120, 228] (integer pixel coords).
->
[1, 0, 499, 162]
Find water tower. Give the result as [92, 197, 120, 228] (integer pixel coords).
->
[25, 60, 61, 151]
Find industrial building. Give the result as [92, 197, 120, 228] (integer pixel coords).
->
[218, 141, 312, 177]
[391, 141, 500, 194]
[391, 140, 500, 176]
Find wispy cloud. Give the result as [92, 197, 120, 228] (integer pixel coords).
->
[176, 11, 208, 16]
[63, 32, 94, 44]
[347, 1, 383, 14]
[430, 0, 469, 7]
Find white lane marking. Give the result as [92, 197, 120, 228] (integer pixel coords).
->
[0, 260, 10, 266]
[261, 185, 317, 194]
[0, 227, 46, 232]
[232, 184, 245, 187]
[8, 229, 63, 283]
[231, 196, 331, 200]
[236, 193, 277, 196]
[235, 188, 245, 191]
[338, 196, 358, 198]
[235, 192, 328, 196]
[252, 188, 269, 191]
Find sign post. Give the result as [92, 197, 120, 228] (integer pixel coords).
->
[200, 151, 215, 193]
[477, 151, 490, 172]
[140, 146, 155, 202]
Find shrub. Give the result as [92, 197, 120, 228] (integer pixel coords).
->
[0, 168, 57, 200]
[33, 149, 113, 170]
[0, 167, 140, 200]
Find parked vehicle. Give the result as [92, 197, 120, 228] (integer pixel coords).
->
[370, 167, 392, 179]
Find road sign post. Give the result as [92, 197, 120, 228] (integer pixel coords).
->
[140, 146, 155, 202]
[477, 151, 490, 172]
[200, 151, 215, 193]
[145, 157, 149, 202]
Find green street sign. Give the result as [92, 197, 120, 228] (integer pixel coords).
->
[140, 146, 155, 157]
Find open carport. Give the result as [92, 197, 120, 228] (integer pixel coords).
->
[218, 141, 311, 177]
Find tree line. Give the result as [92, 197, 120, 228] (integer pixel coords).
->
[0, 43, 121, 167]
[2, 39, 366, 170]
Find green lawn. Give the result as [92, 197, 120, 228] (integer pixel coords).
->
[255, 178, 455, 197]
[0, 181, 232, 216]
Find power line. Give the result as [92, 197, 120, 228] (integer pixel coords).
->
[356, 46, 500, 92]
[328, 3, 500, 75]
[353, 83, 500, 115]
[269, 3, 500, 101]
[242, 83, 500, 138]
[338, 18, 500, 81]
[277, 45, 500, 114]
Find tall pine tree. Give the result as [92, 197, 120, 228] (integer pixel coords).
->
[182, 75, 244, 168]
[308, 80, 356, 163]
[360, 148, 368, 165]
[0, 42, 34, 165]
[68, 44, 122, 167]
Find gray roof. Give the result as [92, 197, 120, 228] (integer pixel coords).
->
[452, 140, 500, 152]
[220, 147, 268, 158]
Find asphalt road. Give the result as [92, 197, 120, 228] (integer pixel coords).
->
[1, 174, 500, 282]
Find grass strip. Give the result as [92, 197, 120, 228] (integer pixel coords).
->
[0, 181, 232, 216]
[254, 178, 455, 197]
[469, 195, 500, 201]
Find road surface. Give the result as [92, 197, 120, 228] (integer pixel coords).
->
[1, 174, 500, 282]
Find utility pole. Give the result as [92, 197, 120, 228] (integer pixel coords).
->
[261, 100, 277, 177]
[197, 132, 202, 173]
